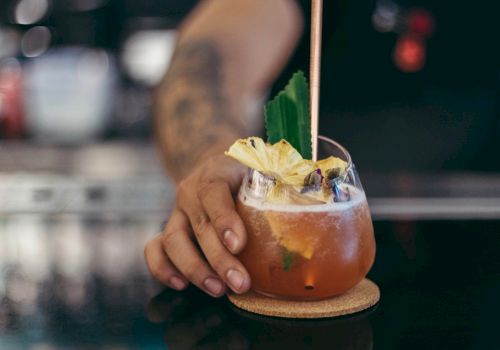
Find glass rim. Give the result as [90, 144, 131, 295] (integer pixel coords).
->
[318, 135, 353, 174]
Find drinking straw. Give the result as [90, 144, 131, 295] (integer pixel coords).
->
[310, 0, 323, 161]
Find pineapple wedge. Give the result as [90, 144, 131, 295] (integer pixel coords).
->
[315, 156, 348, 176]
[225, 137, 347, 188]
[225, 137, 314, 186]
[265, 210, 315, 259]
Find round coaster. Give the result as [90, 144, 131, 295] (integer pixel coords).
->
[227, 278, 380, 319]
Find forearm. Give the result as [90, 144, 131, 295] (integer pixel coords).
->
[154, 0, 303, 182]
[154, 39, 246, 182]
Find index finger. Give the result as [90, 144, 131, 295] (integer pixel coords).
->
[197, 180, 247, 254]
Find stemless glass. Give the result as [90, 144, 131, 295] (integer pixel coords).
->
[235, 136, 376, 300]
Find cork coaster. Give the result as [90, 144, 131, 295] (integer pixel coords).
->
[227, 278, 380, 319]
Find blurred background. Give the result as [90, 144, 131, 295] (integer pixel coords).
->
[0, 0, 499, 215]
[0, 0, 198, 142]
[0, 0, 498, 167]
[0, 0, 500, 348]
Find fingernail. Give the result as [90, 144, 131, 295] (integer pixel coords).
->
[226, 269, 245, 292]
[223, 230, 239, 253]
[203, 277, 224, 296]
[169, 276, 186, 291]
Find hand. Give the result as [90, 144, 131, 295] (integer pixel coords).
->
[144, 155, 251, 297]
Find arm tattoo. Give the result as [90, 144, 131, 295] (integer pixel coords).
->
[155, 40, 247, 180]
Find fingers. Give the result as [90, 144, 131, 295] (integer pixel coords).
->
[197, 180, 247, 254]
[146, 157, 252, 297]
[144, 234, 188, 291]
[161, 209, 227, 297]
[178, 198, 251, 294]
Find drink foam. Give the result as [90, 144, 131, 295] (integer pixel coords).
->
[238, 184, 367, 213]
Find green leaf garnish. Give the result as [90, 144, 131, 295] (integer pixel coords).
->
[265, 71, 312, 160]
[282, 248, 295, 271]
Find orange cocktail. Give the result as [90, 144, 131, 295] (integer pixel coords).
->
[233, 136, 376, 300]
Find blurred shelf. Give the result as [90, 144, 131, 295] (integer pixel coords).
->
[0, 140, 164, 177]
[1, 141, 500, 220]
[0, 140, 175, 214]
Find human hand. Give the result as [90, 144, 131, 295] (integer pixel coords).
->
[144, 155, 251, 297]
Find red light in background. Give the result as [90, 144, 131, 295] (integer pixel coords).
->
[393, 35, 426, 72]
[406, 9, 435, 38]
[0, 61, 24, 138]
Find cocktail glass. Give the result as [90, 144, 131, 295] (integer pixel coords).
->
[236, 136, 376, 300]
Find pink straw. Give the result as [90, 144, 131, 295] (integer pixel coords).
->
[310, 0, 323, 161]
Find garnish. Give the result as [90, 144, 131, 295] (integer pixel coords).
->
[265, 210, 315, 261]
[267, 182, 325, 205]
[265, 71, 312, 159]
[301, 169, 323, 193]
[225, 137, 346, 190]
[282, 248, 295, 271]
[225, 69, 349, 205]
[333, 184, 351, 203]
[225, 137, 315, 187]
[324, 167, 343, 188]
[304, 169, 323, 186]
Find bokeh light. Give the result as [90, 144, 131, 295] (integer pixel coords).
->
[372, 0, 399, 33]
[0, 27, 21, 59]
[394, 35, 426, 72]
[14, 0, 50, 25]
[76, 49, 110, 83]
[122, 29, 176, 86]
[406, 8, 435, 38]
[21, 26, 51, 57]
[0, 58, 23, 138]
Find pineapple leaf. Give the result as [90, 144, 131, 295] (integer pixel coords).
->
[264, 71, 312, 160]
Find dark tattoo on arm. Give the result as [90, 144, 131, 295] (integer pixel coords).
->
[155, 40, 247, 180]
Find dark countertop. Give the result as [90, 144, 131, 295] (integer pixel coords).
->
[1, 215, 500, 350]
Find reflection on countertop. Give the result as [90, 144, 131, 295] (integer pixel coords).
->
[0, 213, 165, 349]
